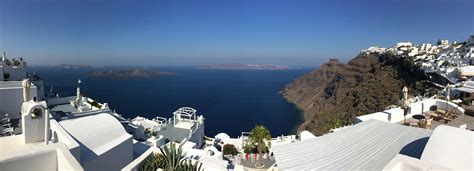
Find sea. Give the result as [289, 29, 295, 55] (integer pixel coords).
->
[30, 66, 312, 137]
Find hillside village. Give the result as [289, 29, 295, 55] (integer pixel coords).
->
[363, 36, 474, 84]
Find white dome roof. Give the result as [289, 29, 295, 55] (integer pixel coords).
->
[214, 133, 230, 142]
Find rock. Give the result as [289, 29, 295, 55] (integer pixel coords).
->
[281, 53, 434, 135]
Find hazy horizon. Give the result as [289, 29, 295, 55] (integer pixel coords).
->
[1, 0, 473, 66]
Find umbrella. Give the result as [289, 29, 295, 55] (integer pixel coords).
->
[446, 84, 451, 101]
[402, 86, 409, 124]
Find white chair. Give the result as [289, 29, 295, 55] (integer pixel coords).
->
[2, 113, 11, 128]
[459, 124, 467, 129]
[1, 127, 14, 136]
[1, 113, 10, 124]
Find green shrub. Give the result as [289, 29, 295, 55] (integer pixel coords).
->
[87, 100, 102, 109]
[222, 144, 238, 156]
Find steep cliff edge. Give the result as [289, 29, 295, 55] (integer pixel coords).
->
[282, 53, 434, 135]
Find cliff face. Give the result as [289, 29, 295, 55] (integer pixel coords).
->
[282, 53, 433, 135]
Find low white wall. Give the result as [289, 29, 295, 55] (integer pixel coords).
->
[50, 119, 81, 161]
[0, 148, 57, 171]
[355, 98, 464, 124]
[188, 123, 205, 148]
[0, 84, 37, 119]
[122, 147, 157, 171]
[55, 143, 85, 171]
[0, 143, 83, 171]
[3, 66, 26, 81]
[46, 96, 76, 106]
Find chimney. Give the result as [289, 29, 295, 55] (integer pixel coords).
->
[22, 79, 31, 102]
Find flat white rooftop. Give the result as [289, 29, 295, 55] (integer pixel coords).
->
[272, 119, 432, 170]
[0, 135, 83, 171]
[0, 135, 49, 160]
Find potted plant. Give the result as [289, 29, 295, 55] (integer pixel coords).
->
[243, 143, 253, 160]
[144, 128, 151, 138]
[249, 125, 271, 168]
[151, 131, 158, 139]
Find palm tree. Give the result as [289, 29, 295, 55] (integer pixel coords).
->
[249, 125, 271, 168]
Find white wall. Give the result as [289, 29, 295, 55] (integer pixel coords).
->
[82, 136, 133, 171]
[0, 85, 37, 119]
[0, 67, 4, 81]
[32, 80, 45, 100]
[3, 66, 26, 81]
[355, 98, 464, 124]
[50, 119, 81, 161]
[188, 123, 205, 148]
[0, 149, 57, 171]
[122, 147, 157, 171]
[0, 144, 83, 171]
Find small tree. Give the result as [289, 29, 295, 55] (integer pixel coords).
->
[222, 144, 238, 156]
[249, 125, 271, 168]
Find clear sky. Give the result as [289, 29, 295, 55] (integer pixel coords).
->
[0, 0, 473, 66]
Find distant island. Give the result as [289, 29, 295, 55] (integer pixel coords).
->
[37, 64, 106, 69]
[89, 69, 176, 80]
[196, 63, 292, 70]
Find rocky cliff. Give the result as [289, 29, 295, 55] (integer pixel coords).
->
[282, 52, 435, 135]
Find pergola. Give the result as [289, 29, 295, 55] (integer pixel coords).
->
[152, 116, 167, 125]
[173, 107, 197, 126]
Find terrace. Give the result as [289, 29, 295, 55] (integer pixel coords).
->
[356, 97, 474, 131]
[131, 107, 205, 147]
[400, 99, 474, 131]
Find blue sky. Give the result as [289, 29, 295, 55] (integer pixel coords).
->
[0, 0, 473, 66]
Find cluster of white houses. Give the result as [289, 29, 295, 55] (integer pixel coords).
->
[0, 48, 472, 171]
[363, 36, 474, 104]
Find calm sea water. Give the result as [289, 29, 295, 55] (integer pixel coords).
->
[30, 66, 311, 137]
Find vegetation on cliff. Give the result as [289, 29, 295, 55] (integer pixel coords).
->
[282, 52, 436, 135]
